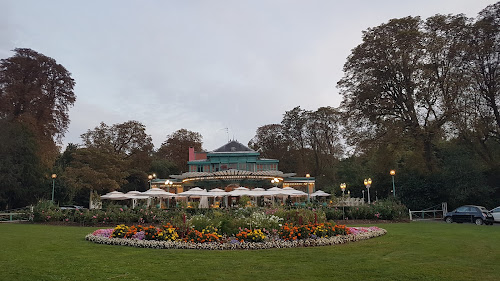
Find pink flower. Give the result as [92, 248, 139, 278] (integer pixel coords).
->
[65, 218, 69, 222]
[92, 216, 97, 219]
[120, 208, 123, 212]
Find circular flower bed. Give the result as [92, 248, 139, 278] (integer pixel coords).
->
[86, 224, 387, 250]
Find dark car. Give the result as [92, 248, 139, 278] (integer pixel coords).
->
[444, 205, 494, 225]
[60, 205, 84, 210]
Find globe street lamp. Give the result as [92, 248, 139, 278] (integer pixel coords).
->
[390, 170, 396, 197]
[340, 183, 346, 220]
[148, 174, 155, 189]
[306, 174, 311, 202]
[364, 178, 372, 204]
[165, 180, 173, 208]
[271, 178, 280, 187]
[340, 183, 346, 197]
[51, 174, 57, 203]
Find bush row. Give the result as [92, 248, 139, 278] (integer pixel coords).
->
[33, 199, 408, 229]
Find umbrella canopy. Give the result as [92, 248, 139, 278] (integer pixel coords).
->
[247, 188, 267, 197]
[124, 191, 149, 199]
[206, 188, 228, 197]
[101, 191, 128, 200]
[177, 187, 208, 197]
[142, 188, 176, 198]
[279, 187, 308, 196]
[311, 190, 331, 197]
[228, 187, 251, 196]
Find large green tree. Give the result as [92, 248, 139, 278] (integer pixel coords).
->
[62, 148, 129, 205]
[157, 129, 203, 172]
[338, 15, 471, 172]
[0, 120, 45, 209]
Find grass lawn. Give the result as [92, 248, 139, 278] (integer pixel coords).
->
[1, 221, 499, 281]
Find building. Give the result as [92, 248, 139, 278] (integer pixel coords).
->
[152, 140, 315, 194]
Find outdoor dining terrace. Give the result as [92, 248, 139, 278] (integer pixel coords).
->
[99, 186, 334, 209]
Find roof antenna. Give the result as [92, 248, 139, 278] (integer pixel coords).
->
[220, 128, 229, 142]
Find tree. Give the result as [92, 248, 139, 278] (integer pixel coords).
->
[248, 124, 287, 159]
[81, 120, 153, 157]
[0, 120, 45, 209]
[470, 2, 500, 138]
[338, 15, 471, 172]
[0, 48, 76, 167]
[157, 129, 203, 172]
[0, 48, 76, 140]
[281, 106, 312, 175]
[305, 107, 344, 172]
[62, 148, 129, 205]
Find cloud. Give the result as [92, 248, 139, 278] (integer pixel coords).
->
[3, 0, 497, 151]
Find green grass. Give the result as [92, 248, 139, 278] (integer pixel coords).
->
[1, 222, 499, 281]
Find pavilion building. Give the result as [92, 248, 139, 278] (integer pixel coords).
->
[152, 140, 315, 194]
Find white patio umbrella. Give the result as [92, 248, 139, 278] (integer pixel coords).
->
[310, 190, 331, 197]
[177, 187, 208, 197]
[176, 187, 209, 208]
[280, 186, 308, 196]
[124, 191, 149, 209]
[142, 188, 176, 208]
[264, 187, 284, 205]
[206, 188, 228, 196]
[142, 188, 176, 198]
[207, 188, 229, 207]
[101, 191, 128, 200]
[228, 186, 250, 196]
[247, 188, 267, 197]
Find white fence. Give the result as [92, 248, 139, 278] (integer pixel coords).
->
[409, 202, 448, 221]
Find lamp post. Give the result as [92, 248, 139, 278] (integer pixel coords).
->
[306, 174, 311, 202]
[340, 183, 346, 220]
[364, 178, 372, 204]
[340, 183, 346, 196]
[362, 190, 365, 202]
[390, 170, 396, 197]
[165, 180, 173, 208]
[51, 174, 57, 203]
[148, 174, 155, 189]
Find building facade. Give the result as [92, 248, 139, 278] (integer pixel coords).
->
[153, 140, 315, 194]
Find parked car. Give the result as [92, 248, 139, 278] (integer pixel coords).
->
[490, 206, 500, 223]
[444, 205, 494, 225]
[60, 205, 84, 210]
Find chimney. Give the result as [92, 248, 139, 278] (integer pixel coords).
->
[189, 147, 195, 161]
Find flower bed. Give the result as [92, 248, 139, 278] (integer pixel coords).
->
[86, 224, 387, 250]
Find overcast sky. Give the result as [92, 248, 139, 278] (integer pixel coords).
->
[1, 0, 497, 151]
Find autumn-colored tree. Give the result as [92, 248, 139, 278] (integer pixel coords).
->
[0, 48, 76, 167]
[157, 129, 203, 172]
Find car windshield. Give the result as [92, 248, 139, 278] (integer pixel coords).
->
[479, 207, 489, 212]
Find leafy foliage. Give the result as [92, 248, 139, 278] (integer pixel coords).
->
[157, 129, 203, 172]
